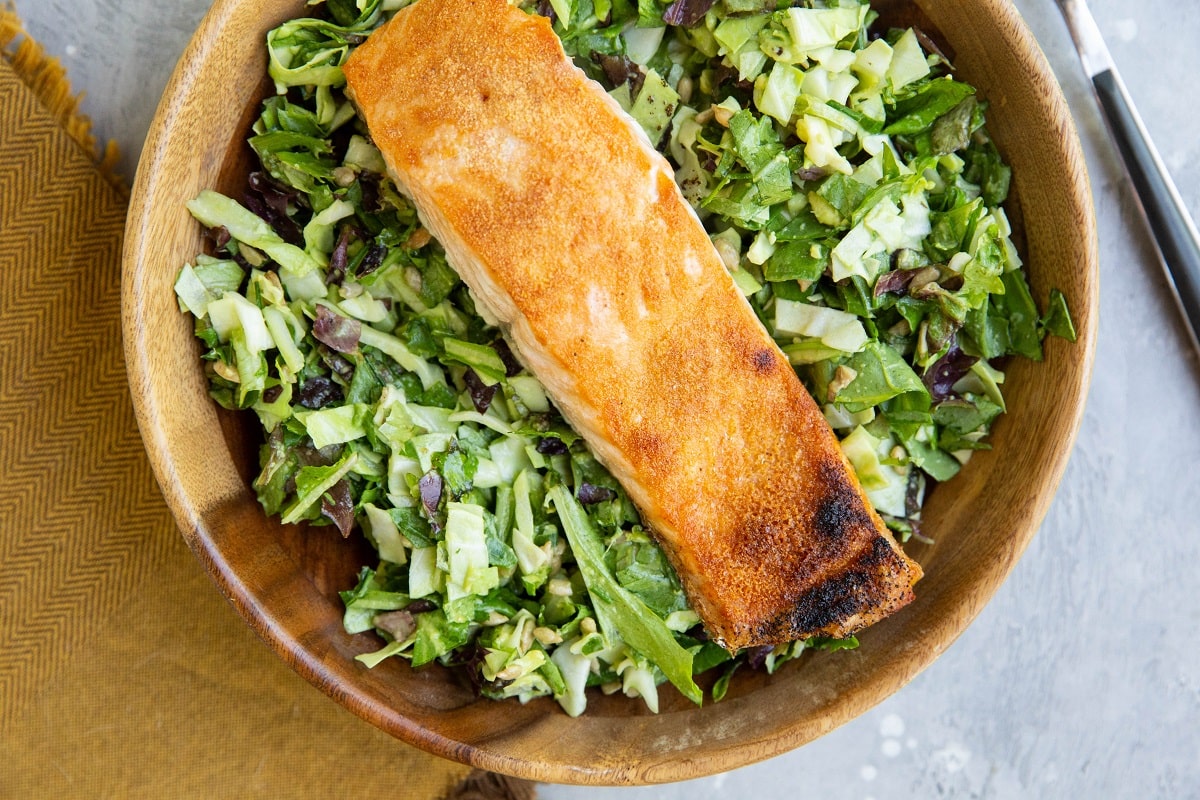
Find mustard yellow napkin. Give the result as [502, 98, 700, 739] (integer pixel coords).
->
[0, 12, 532, 798]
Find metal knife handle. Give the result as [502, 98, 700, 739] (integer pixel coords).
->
[1093, 68, 1200, 350]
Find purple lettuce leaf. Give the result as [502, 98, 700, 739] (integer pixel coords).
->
[321, 478, 355, 537]
[463, 368, 497, 413]
[662, 0, 716, 28]
[922, 344, 977, 402]
[312, 304, 361, 354]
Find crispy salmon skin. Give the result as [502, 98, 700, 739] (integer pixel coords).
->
[342, 0, 921, 650]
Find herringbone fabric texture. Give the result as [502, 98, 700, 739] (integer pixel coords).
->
[0, 47, 152, 730]
[0, 33, 484, 799]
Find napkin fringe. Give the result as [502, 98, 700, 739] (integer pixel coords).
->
[0, 5, 127, 196]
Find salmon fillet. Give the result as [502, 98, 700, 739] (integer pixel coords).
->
[342, 0, 922, 650]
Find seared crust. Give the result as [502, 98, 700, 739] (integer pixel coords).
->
[343, 0, 922, 650]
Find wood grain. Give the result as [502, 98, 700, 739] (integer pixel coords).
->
[121, 0, 1098, 785]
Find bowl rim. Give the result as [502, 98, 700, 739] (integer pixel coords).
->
[121, 0, 1098, 784]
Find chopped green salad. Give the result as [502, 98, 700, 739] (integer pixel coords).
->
[174, 0, 1074, 715]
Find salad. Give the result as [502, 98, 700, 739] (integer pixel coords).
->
[173, 0, 1075, 715]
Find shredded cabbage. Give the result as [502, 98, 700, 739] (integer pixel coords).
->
[175, 0, 1074, 716]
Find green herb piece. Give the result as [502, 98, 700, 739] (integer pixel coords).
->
[548, 486, 702, 706]
[1043, 289, 1078, 342]
[835, 341, 927, 411]
[885, 78, 976, 136]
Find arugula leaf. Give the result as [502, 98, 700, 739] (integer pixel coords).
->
[926, 198, 984, 261]
[636, 0, 667, 27]
[612, 532, 689, 617]
[885, 78, 976, 136]
[963, 298, 1012, 360]
[898, 430, 962, 482]
[764, 240, 828, 282]
[963, 133, 1012, 206]
[818, 173, 869, 223]
[996, 270, 1044, 361]
[414, 249, 461, 307]
[1042, 288, 1078, 342]
[930, 96, 977, 155]
[548, 485, 702, 706]
[932, 396, 1004, 434]
[387, 506, 436, 548]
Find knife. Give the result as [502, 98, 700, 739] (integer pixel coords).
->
[1055, 0, 1200, 354]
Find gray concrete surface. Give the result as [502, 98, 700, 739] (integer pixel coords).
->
[12, 0, 1198, 796]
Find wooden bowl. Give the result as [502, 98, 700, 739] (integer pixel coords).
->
[122, 0, 1097, 785]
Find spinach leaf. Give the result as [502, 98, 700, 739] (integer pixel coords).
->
[835, 341, 928, 411]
